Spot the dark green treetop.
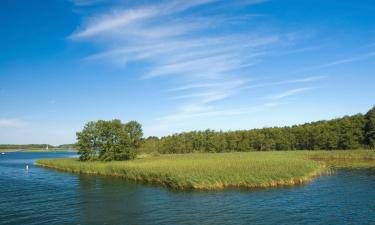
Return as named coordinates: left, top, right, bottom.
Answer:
left=76, top=119, right=143, bottom=161
left=365, top=106, right=375, bottom=148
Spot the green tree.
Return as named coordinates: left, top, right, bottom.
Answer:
left=76, top=119, right=142, bottom=161
left=124, top=121, right=143, bottom=149
left=76, top=121, right=99, bottom=161
left=365, top=106, right=375, bottom=148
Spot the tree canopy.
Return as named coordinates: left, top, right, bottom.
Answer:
left=365, top=106, right=375, bottom=149
left=76, top=106, right=375, bottom=159
left=141, top=106, right=375, bottom=154
left=76, top=120, right=143, bottom=161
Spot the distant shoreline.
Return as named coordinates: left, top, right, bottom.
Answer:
left=1, top=149, right=77, bottom=153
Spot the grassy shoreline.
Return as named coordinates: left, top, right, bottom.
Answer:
left=36, top=151, right=374, bottom=190
left=33, top=152, right=316, bottom=190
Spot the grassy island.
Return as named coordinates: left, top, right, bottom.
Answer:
left=36, top=150, right=375, bottom=190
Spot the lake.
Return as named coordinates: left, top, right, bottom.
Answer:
left=0, top=152, right=374, bottom=225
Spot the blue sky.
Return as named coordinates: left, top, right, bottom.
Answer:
left=1, top=0, right=374, bottom=145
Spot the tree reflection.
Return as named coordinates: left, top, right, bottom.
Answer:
left=77, top=175, right=145, bottom=224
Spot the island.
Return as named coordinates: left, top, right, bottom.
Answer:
left=36, top=106, right=375, bottom=190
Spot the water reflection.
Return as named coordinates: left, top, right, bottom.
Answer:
left=78, top=175, right=145, bottom=224
left=0, top=153, right=374, bottom=225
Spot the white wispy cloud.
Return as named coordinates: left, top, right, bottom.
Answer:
left=70, top=0, right=107, bottom=6
left=71, top=0, right=216, bottom=39
left=318, top=52, right=375, bottom=68
left=167, top=82, right=223, bottom=92
left=293, top=51, right=375, bottom=74
left=71, top=8, right=155, bottom=38
left=0, top=119, right=28, bottom=128
left=266, top=87, right=312, bottom=100
left=156, top=102, right=280, bottom=124
left=244, top=76, right=324, bottom=90
left=71, top=0, right=319, bottom=132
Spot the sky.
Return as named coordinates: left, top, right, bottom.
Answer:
left=0, top=0, right=374, bottom=145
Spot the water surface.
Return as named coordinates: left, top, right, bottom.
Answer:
left=0, top=152, right=374, bottom=225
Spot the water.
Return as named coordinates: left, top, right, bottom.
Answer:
left=0, top=152, right=374, bottom=225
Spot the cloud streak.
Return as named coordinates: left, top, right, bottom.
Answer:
left=0, top=119, right=28, bottom=128
left=71, top=0, right=216, bottom=39
left=266, top=87, right=312, bottom=100
left=70, top=0, right=321, bottom=132
left=294, top=51, right=375, bottom=74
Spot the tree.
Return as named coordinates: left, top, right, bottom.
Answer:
left=76, top=120, right=143, bottom=161
left=124, top=121, right=143, bottom=149
left=76, top=121, right=99, bottom=161
left=365, top=106, right=375, bottom=149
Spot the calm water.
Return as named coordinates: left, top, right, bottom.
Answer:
left=0, top=152, right=374, bottom=225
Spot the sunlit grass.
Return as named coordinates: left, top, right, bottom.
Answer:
left=304, top=150, right=375, bottom=168
left=303, top=150, right=375, bottom=160
left=35, top=151, right=324, bottom=190
left=35, top=150, right=374, bottom=190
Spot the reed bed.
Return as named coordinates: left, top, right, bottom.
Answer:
left=305, top=150, right=375, bottom=168
left=305, top=150, right=375, bottom=160
left=36, top=150, right=374, bottom=190
left=36, top=151, right=328, bottom=190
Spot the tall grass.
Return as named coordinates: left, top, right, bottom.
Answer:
left=305, top=150, right=375, bottom=160
left=36, top=151, right=328, bottom=190
left=36, top=150, right=374, bottom=190
left=305, top=150, right=375, bottom=168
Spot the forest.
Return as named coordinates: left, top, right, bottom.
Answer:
left=141, top=106, right=375, bottom=153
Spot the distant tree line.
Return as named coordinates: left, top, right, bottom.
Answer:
left=140, top=106, right=375, bottom=153
left=57, top=144, right=76, bottom=149
left=0, top=144, right=76, bottom=150
left=76, top=120, right=143, bottom=161
left=0, top=144, right=53, bottom=150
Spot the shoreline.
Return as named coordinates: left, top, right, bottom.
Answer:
left=35, top=151, right=374, bottom=191
left=35, top=161, right=326, bottom=190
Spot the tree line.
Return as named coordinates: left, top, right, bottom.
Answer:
left=76, top=106, right=374, bottom=161
left=141, top=106, right=375, bottom=154
left=0, top=144, right=54, bottom=150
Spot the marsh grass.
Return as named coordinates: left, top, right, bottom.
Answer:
left=36, top=151, right=327, bottom=190
left=35, top=150, right=374, bottom=190
left=304, top=150, right=375, bottom=160
left=304, top=150, right=375, bottom=168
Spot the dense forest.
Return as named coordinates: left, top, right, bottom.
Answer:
left=141, top=106, right=375, bottom=153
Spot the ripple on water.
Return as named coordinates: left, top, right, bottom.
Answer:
left=0, top=153, right=374, bottom=225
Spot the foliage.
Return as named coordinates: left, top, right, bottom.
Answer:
left=365, top=106, right=375, bottom=149
left=57, top=144, right=76, bottom=149
left=76, top=120, right=143, bottom=161
left=144, top=107, right=375, bottom=154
